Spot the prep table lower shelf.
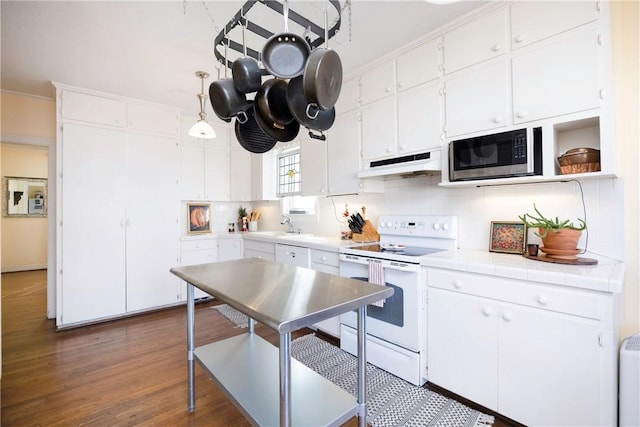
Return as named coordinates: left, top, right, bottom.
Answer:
left=195, top=334, right=357, bottom=426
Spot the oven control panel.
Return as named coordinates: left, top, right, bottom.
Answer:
left=377, top=215, right=458, bottom=239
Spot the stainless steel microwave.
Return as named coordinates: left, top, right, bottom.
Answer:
left=449, top=127, right=542, bottom=181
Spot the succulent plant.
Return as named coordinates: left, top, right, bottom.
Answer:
left=519, top=204, right=586, bottom=238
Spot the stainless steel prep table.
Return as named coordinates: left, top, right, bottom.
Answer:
left=170, top=258, right=394, bottom=427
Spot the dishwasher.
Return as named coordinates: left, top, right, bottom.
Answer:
left=275, top=243, right=310, bottom=268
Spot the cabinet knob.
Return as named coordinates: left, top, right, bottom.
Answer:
left=516, top=111, right=527, bottom=119
left=492, top=115, right=503, bottom=123
left=321, top=256, right=327, bottom=261
left=386, top=147, right=393, bottom=153
left=492, top=43, right=501, bottom=52
left=482, top=307, right=493, bottom=317
left=398, top=81, right=405, bottom=89
left=502, top=312, right=513, bottom=322
left=537, top=295, right=549, bottom=306
left=442, top=223, right=450, bottom=231
left=515, top=35, right=524, bottom=43
left=385, top=87, right=392, bottom=93
left=399, top=144, right=407, bottom=151
left=453, top=280, right=462, bottom=289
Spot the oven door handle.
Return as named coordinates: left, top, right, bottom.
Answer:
left=340, top=254, right=420, bottom=272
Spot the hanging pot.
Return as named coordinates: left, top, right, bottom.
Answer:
left=254, top=103, right=300, bottom=142
left=209, top=41, right=250, bottom=120
left=261, top=0, right=311, bottom=79
left=234, top=106, right=277, bottom=154
left=286, top=75, right=335, bottom=140
left=255, top=78, right=294, bottom=126
left=302, top=9, right=343, bottom=110
left=232, top=20, right=262, bottom=94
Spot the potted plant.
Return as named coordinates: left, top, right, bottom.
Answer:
left=519, top=204, right=586, bottom=258
left=238, top=206, right=248, bottom=231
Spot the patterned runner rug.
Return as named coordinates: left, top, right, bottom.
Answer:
left=212, top=305, right=494, bottom=426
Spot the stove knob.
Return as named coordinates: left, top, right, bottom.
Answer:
left=432, top=223, right=440, bottom=230
left=386, top=222, right=393, bottom=229
left=442, top=223, right=450, bottom=231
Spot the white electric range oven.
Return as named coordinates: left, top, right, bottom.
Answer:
left=339, top=215, right=458, bottom=386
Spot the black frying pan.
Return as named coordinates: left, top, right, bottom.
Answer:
left=303, top=10, right=342, bottom=110
left=286, top=75, right=335, bottom=140
left=256, top=78, right=294, bottom=126
left=232, top=21, right=262, bottom=94
left=261, top=0, right=310, bottom=79
left=209, top=43, right=250, bottom=120
left=234, top=106, right=277, bottom=154
left=254, top=103, right=300, bottom=142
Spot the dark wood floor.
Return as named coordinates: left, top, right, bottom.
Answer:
left=2, top=270, right=518, bottom=427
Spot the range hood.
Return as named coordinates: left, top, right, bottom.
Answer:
left=358, top=150, right=442, bottom=178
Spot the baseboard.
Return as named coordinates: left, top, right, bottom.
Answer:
left=1, top=264, right=47, bottom=273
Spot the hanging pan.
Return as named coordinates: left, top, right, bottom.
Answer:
left=261, top=0, right=311, bottom=79
left=254, top=103, right=300, bottom=143
left=286, top=75, right=335, bottom=141
left=232, top=19, right=262, bottom=94
left=256, top=78, right=294, bottom=127
left=209, top=39, right=251, bottom=121
left=303, top=9, right=342, bottom=110
left=234, top=106, right=277, bottom=154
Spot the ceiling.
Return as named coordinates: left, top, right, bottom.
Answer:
left=1, top=1, right=486, bottom=118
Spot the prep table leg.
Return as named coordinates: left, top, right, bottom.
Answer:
left=248, top=317, right=255, bottom=333
left=187, top=283, right=195, bottom=413
left=357, top=305, right=367, bottom=427
left=279, top=332, right=292, bottom=427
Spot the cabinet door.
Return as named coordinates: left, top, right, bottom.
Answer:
left=428, top=289, right=498, bottom=411
left=398, top=83, right=441, bottom=154
left=60, top=124, right=127, bottom=325
left=512, top=29, right=600, bottom=124
left=445, top=61, right=508, bottom=137
left=204, top=147, right=230, bottom=201
left=360, top=60, right=395, bottom=105
left=181, top=246, right=217, bottom=300
left=230, top=149, right=252, bottom=201
left=443, top=8, right=507, bottom=74
left=60, top=90, right=126, bottom=127
left=300, top=133, right=328, bottom=196
left=327, top=111, right=362, bottom=195
left=334, top=77, right=360, bottom=114
left=251, top=152, right=278, bottom=201
left=361, top=98, right=397, bottom=161
left=126, top=134, right=180, bottom=312
left=396, top=38, right=440, bottom=91
left=511, top=1, right=598, bottom=49
left=498, top=304, right=602, bottom=426
left=127, top=102, right=179, bottom=136
left=217, top=238, right=244, bottom=261
left=181, top=144, right=205, bottom=200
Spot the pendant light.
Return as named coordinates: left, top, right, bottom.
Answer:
left=188, top=71, right=216, bottom=139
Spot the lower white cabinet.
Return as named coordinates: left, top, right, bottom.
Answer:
left=275, top=244, right=310, bottom=268
left=310, top=249, right=341, bottom=338
left=181, top=238, right=218, bottom=300
left=427, top=269, right=618, bottom=427
left=217, top=237, right=244, bottom=261
left=244, top=239, right=276, bottom=261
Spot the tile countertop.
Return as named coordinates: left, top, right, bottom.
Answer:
left=420, top=249, right=625, bottom=294
left=182, top=231, right=353, bottom=252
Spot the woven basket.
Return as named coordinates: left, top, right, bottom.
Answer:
left=560, top=162, right=601, bottom=174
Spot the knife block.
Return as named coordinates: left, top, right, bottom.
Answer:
left=352, top=220, right=380, bottom=243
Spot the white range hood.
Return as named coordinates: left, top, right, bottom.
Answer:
left=357, top=149, right=442, bottom=178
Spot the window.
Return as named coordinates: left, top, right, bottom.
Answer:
left=277, top=148, right=301, bottom=196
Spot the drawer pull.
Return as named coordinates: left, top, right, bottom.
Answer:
left=537, top=295, right=549, bottom=306
left=482, top=307, right=493, bottom=317
left=453, top=280, right=462, bottom=289
left=502, top=312, right=513, bottom=322
left=321, top=256, right=327, bottom=261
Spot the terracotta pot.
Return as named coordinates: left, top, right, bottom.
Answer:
left=540, top=228, right=582, bottom=250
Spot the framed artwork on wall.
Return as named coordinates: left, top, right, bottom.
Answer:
left=489, top=221, right=526, bottom=254
left=187, top=203, right=211, bottom=234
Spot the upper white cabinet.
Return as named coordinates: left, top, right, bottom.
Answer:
left=251, top=151, right=278, bottom=201
left=335, top=77, right=360, bottom=114
left=361, top=98, right=397, bottom=161
left=397, top=82, right=442, bottom=153
left=512, top=29, right=601, bottom=124
left=204, top=139, right=230, bottom=201
left=510, top=1, right=599, bottom=49
left=360, top=59, right=396, bottom=105
left=127, top=102, right=179, bottom=136
left=445, top=61, right=508, bottom=137
left=60, top=89, right=126, bottom=127
left=443, top=8, right=507, bottom=74
left=229, top=148, right=252, bottom=201
left=396, top=38, right=440, bottom=91
left=326, top=111, right=362, bottom=195
left=300, top=133, right=328, bottom=196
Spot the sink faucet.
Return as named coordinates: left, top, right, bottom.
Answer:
left=281, top=215, right=295, bottom=233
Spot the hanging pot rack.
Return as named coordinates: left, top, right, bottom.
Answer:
left=213, top=0, right=342, bottom=70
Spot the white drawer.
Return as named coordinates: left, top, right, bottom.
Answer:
left=181, top=238, right=217, bottom=251
left=310, top=249, right=339, bottom=268
left=244, top=239, right=275, bottom=254
left=244, top=249, right=275, bottom=262
left=428, top=269, right=602, bottom=320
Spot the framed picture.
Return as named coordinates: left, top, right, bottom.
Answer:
left=187, top=203, right=211, bottom=234
left=489, top=221, right=526, bottom=254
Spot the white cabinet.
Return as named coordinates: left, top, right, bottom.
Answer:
left=397, top=83, right=442, bottom=153
left=360, top=60, right=395, bottom=105
left=181, top=143, right=206, bottom=200
left=396, top=38, right=440, bottom=91
left=229, top=148, right=252, bottom=201
left=510, top=1, right=599, bottom=49
left=217, top=237, right=244, bottom=261
left=334, top=77, right=360, bottom=114
left=443, top=8, right=507, bottom=74
left=275, top=244, right=310, bottom=268
left=361, top=98, right=397, bottom=161
left=512, top=29, right=601, bottom=124
left=244, top=239, right=276, bottom=261
left=310, top=249, right=341, bottom=337
left=300, top=133, right=328, bottom=196
left=428, top=269, right=618, bottom=427
left=127, top=102, right=179, bottom=136
left=181, top=238, right=218, bottom=300
left=326, top=111, right=360, bottom=195
left=444, top=61, right=508, bottom=137
left=204, top=141, right=230, bottom=201
left=251, top=151, right=278, bottom=201
left=60, top=89, right=126, bottom=127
